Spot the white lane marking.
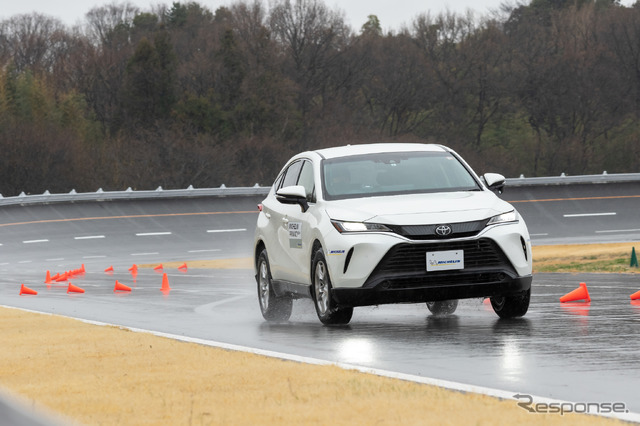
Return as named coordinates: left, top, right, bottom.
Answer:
left=131, top=252, right=160, bottom=256
left=23, top=239, right=49, bottom=244
left=83, top=255, right=107, bottom=259
left=0, top=243, right=3, bottom=246
left=207, top=228, right=246, bottom=233
left=596, top=228, right=640, bottom=234
left=74, top=235, right=105, bottom=240
left=2, top=305, right=637, bottom=424
left=194, top=296, right=249, bottom=314
left=188, top=249, right=222, bottom=253
left=18, top=260, right=32, bottom=264
left=530, top=233, right=549, bottom=237
left=563, top=212, right=616, bottom=218
left=136, top=232, right=172, bottom=236
left=46, top=258, right=64, bottom=261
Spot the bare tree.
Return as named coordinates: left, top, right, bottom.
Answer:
left=84, top=1, right=139, bottom=46
left=269, top=0, right=352, bottom=143
left=412, top=11, right=485, bottom=145
left=1, top=14, right=69, bottom=74
left=358, top=32, right=432, bottom=136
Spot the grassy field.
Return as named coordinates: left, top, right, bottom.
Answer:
left=533, top=242, right=639, bottom=273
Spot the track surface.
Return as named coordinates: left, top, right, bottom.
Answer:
left=503, top=181, right=640, bottom=245
left=1, top=183, right=639, bottom=420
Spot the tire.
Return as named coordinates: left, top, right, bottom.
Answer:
left=256, top=249, right=292, bottom=322
left=426, top=299, right=458, bottom=316
left=311, top=248, right=353, bottom=325
left=490, top=288, right=530, bottom=319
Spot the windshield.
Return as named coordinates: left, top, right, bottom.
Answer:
left=322, top=151, right=480, bottom=200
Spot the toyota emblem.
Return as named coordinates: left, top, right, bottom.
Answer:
left=435, top=224, right=452, bottom=236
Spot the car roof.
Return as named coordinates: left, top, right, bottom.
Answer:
left=312, top=143, right=448, bottom=160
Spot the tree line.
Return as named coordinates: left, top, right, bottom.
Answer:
left=0, top=0, right=639, bottom=196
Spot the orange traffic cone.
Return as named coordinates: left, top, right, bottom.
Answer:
left=81, top=264, right=86, bottom=273
left=44, top=270, right=52, bottom=284
left=67, top=283, right=85, bottom=294
left=105, top=266, right=114, bottom=273
left=161, top=273, right=171, bottom=291
left=154, top=264, right=163, bottom=271
left=630, top=290, right=640, bottom=300
left=178, top=262, right=187, bottom=271
left=128, top=264, right=138, bottom=273
left=114, top=280, right=132, bottom=292
left=19, top=284, right=37, bottom=295
left=55, top=272, right=68, bottom=282
left=560, top=282, right=590, bottom=303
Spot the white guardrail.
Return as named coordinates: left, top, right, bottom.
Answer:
left=1, top=172, right=639, bottom=207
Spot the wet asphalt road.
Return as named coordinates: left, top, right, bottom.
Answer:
left=3, top=268, right=639, bottom=414
left=0, top=184, right=639, bottom=420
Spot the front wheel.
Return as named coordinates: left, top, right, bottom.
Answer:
left=490, top=288, right=530, bottom=319
left=256, top=249, right=292, bottom=322
left=426, top=299, right=458, bottom=316
left=312, top=248, right=353, bottom=325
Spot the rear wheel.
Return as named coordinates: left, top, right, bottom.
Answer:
left=426, top=299, right=458, bottom=316
left=257, top=249, right=292, bottom=321
left=490, top=288, right=530, bottom=319
left=312, top=248, right=353, bottom=325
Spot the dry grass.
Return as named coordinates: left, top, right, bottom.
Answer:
left=140, top=258, right=254, bottom=270
left=533, top=242, right=639, bottom=273
left=0, top=307, right=622, bottom=425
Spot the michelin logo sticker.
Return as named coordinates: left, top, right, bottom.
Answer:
left=426, top=250, right=464, bottom=271
left=288, top=222, right=302, bottom=249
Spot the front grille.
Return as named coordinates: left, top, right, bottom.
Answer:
left=387, top=219, right=488, bottom=240
left=378, top=239, right=510, bottom=273
left=365, top=238, right=516, bottom=289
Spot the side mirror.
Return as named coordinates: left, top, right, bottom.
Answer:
left=276, top=185, right=309, bottom=212
left=483, top=173, right=506, bottom=194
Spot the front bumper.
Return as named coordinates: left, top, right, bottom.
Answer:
left=332, top=274, right=532, bottom=308
left=330, top=235, right=532, bottom=308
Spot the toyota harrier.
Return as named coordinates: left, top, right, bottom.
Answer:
left=254, top=143, right=532, bottom=325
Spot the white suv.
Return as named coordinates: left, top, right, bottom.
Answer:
left=254, top=143, right=532, bottom=325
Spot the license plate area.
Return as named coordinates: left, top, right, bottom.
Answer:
left=426, top=250, right=464, bottom=271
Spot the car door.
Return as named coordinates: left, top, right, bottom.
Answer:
left=279, top=159, right=317, bottom=285
left=262, top=160, right=303, bottom=282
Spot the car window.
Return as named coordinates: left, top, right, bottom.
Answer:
left=273, top=172, right=284, bottom=191
left=322, top=151, right=480, bottom=200
left=297, top=160, right=315, bottom=202
left=280, top=160, right=303, bottom=189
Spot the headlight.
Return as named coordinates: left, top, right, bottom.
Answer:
left=487, top=210, right=518, bottom=226
left=331, top=220, right=392, bottom=233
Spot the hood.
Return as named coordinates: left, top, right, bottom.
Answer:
left=324, top=191, right=513, bottom=225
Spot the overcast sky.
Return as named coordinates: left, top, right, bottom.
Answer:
left=2, top=0, right=636, bottom=31
left=0, top=0, right=531, bottom=30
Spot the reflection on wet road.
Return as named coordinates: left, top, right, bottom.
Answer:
left=254, top=273, right=640, bottom=412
